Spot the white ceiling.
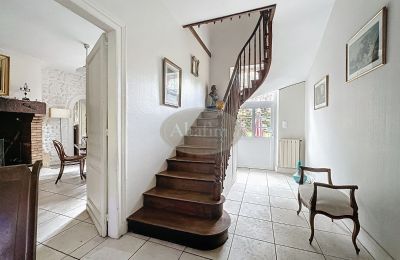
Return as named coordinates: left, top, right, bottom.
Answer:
left=161, top=0, right=336, bottom=92
left=0, top=0, right=103, bottom=71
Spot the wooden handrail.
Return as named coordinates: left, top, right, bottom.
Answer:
left=213, top=6, right=276, bottom=200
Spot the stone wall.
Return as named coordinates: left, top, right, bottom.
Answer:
left=42, top=68, right=86, bottom=166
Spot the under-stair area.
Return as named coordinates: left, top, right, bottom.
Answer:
left=127, top=5, right=276, bottom=250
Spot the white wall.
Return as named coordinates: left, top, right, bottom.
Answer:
left=90, top=0, right=211, bottom=216
left=305, top=1, right=400, bottom=259
left=277, top=82, right=305, bottom=168
left=209, top=16, right=259, bottom=98
left=0, top=48, right=43, bottom=100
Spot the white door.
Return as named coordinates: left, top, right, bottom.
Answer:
left=86, top=33, right=108, bottom=237
left=237, top=102, right=276, bottom=170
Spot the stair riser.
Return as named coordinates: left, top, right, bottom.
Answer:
left=197, top=118, right=219, bottom=127
left=156, top=176, right=214, bottom=193
left=144, top=196, right=223, bottom=219
left=167, top=160, right=214, bottom=174
left=176, top=150, right=216, bottom=160
left=191, top=128, right=219, bottom=137
left=184, top=136, right=217, bottom=147
left=128, top=222, right=228, bottom=250
left=201, top=112, right=219, bottom=119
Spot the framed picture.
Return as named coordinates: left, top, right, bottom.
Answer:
left=314, top=75, right=329, bottom=110
left=163, top=57, right=182, bottom=107
left=0, top=54, right=10, bottom=96
left=191, top=56, right=199, bottom=77
left=346, top=7, right=387, bottom=82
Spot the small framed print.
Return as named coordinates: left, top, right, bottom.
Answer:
left=0, top=54, right=10, bottom=96
left=346, top=7, right=387, bottom=82
left=191, top=56, right=199, bottom=77
left=314, top=75, right=329, bottom=110
left=163, top=57, right=182, bottom=108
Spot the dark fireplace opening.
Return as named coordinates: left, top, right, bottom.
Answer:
left=0, top=112, right=34, bottom=166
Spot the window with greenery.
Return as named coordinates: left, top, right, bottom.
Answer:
left=237, top=107, right=272, bottom=138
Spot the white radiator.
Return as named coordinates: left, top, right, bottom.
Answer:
left=278, top=139, right=302, bottom=169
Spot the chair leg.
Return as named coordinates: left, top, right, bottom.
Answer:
left=309, top=211, right=316, bottom=244
left=297, top=192, right=302, bottom=215
left=55, top=163, right=65, bottom=184
left=352, top=218, right=361, bottom=255
left=79, top=160, right=83, bottom=180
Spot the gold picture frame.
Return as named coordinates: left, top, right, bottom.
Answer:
left=346, top=7, right=387, bottom=82
left=191, top=56, right=199, bottom=77
left=0, top=54, right=10, bottom=96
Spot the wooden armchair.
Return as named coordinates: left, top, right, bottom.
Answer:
left=297, top=166, right=360, bottom=254
left=53, top=140, right=86, bottom=184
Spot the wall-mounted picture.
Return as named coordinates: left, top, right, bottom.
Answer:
left=0, top=54, right=10, bottom=96
left=314, top=75, right=329, bottom=110
left=191, top=56, right=199, bottom=77
left=163, top=57, right=182, bottom=108
left=346, top=7, right=387, bottom=82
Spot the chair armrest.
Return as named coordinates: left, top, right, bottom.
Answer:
left=310, top=182, right=359, bottom=212
left=299, top=166, right=332, bottom=185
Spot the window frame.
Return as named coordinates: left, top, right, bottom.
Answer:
left=239, top=101, right=274, bottom=139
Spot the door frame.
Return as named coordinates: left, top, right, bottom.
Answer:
left=56, top=0, right=127, bottom=238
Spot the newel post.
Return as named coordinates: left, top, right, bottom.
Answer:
left=213, top=111, right=223, bottom=201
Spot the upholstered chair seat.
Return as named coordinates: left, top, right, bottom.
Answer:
left=298, top=183, right=354, bottom=216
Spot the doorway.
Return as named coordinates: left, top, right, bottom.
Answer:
left=237, top=92, right=277, bottom=170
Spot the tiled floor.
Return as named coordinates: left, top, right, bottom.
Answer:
left=36, top=167, right=375, bottom=260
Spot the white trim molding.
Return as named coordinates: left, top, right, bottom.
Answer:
left=56, top=0, right=127, bottom=238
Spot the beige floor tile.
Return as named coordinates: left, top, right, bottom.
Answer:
left=180, top=252, right=208, bottom=260
left=41, top=194, right=86, bottom=215
left=269, top=187, right=296, bottom=199
left=315, top=231, right=374, bottom=260
left=63, top=184, right=87, bottom=199
left=245, top=184, right=269, bottom=195
left=235, top=216, right=274, bottom=243
left=224, top=200, right=241, bottom=215
left=126, top=232, right=150, bottom=241
left=239, top=202, right=271, bottom=221
left=37, top=215, right=80, bottom=243
left=40, top=181, right=81, bottom=195
left=270, top=196, right=299, bottom=210
left=63, top=204, right=89, bottom=220
left=38, top=209, right=59, bottom=224
left=131, top=241, right=182, bottom=260
left=185, top=235, right=232, bottom=260
left=44, top=222, right=98, bottom=254
left=271, top=207, right=309, bottom=227
left=276, top=245, right=325, bottom=260
left=70, top=236, right=106, bottom=259
left=306, top=215, right=351, bottom=235
left=273, top=223, right=322, bottom=253
left=230, top=183, right=246, bottom=192
left=39, top=190, right=56, bottom=200
left=228, top=214, right=238, bottom=234
left=242, top=193, right=270, bottom=206
left=36, top=244, right=68, bottom=260
left=82, top=235, right=145, bottom=259
left=229, top=235, right=276, bottom=260
left=227, top=190, right=244, bottom=202
left=149, top=237, right=185, bottom=250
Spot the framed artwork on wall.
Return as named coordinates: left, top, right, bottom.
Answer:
left=191, top=56, right=199, bottom=77
left=314, top=75, right=329, bottom=110
left=0, top=54, right=10, bottom=96
left=163, top=57, right=182, bottom=108
left=346, top=7, right=387, bottom=82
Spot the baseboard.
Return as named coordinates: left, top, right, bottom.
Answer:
left=342, top=219, right=395, bottom=260
left=276, top=167, right=296, bottom=174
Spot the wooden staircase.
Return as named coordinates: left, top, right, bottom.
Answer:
left=127, top=6, right=276, bottom=250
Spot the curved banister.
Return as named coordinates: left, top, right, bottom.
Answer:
left=213, top=6, right=276, bottom=200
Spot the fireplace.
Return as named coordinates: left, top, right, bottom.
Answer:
left=0, top=97, right=46, bottom=166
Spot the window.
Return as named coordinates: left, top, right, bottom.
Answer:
left=237, top=107, right=272, bottom=138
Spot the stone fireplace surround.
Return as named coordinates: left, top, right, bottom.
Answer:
left=0, top=97, right=46, bottom=166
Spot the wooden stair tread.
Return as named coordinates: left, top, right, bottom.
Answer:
left=128, top=208, right=230, bottom=236
left=191, top=126, right=219, bottom=128
left=177, top=145, right=217, bottom=150
left=167, top=156, right=215, bottom=164
left=157, top=171, right=214, bottom=182
left=144, top=187, right=224, bottom=204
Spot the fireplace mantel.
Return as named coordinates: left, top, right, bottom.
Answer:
left=0, top=97, right=46, bottom=115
